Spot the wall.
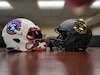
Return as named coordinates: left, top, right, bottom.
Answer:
left=39, top=25, right=58, bottom=37
left=91, top=23, right=100, bottom=35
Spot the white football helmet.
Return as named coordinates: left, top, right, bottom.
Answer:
left=2, top=18, right=47, bottom=51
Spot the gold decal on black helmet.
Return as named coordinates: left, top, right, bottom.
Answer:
left=73, top=20, right=87, bottom=34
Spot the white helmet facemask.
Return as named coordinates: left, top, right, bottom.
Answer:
left=2, top=18, right=47, bottom=51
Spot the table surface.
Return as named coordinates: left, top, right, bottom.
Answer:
left=0, top=47, right=100, bottom=75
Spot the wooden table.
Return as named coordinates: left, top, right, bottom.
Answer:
left=0, top=47, right=100, bottom=75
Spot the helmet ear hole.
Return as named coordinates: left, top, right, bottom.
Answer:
left=13, top=38, right=20, bottom=43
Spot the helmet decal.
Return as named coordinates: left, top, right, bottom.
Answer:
left=6, top=19, right=21, bottom=34
left=73, top=20, right=87, bottom=34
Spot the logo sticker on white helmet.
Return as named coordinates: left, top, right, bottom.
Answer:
left=6, top=20, right=21, bottom=34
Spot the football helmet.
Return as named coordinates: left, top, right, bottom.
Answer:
left=2, top=18, right=47, bottom=51
left=51, top=19, right=92, bottom=52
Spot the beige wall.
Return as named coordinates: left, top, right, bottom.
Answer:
left=91, top=23, right=100, bottom=35
left=40, top=25, right=58, bottom=37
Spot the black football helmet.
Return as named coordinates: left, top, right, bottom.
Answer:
left=52, top=19, right=92, bottom=52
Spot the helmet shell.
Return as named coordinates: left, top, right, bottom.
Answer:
left=2, top=18, right=47, bottom=51
left=55, top=19, right=92, bottom=51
